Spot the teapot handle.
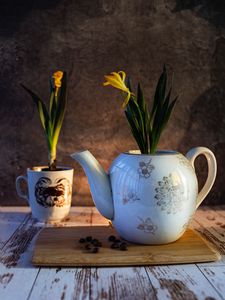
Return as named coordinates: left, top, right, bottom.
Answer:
left=186, top=147, right=217, bottom=209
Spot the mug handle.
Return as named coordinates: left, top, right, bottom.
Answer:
left=186, top=147, right=217, bottom=209
left=16, top=175, right=29, bottom=203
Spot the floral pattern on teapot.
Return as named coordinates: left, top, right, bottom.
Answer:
left=122, top=190, right=140, bottom=205
left=138, top=160, right=155, bottom=178
left=155, top=173, right=185, bottom=214
left=137, top=217, right=158, bottom=234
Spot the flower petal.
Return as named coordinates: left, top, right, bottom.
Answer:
left=103, top=70, right=133, bottom=108
left=118, top=71, right=126, bottom=82
left=111, top=72, right=123, bottom=81
left=122, top=91, right=131, bottom=108
left=104, top=76, right=128, bottom=92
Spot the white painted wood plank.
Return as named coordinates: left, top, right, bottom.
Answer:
left=189, top=207, right=225, bottom=266
left=199, top=265, right=225, bottom=298
left=90, top=267, right=156, bottom=300
left=146, top=265, right=223, bottom=300
left=28, top=268, right=90, bottom=300
left=0, top=207, right=31, bottom=213
left=41, top=207, right=93, bottom=227
left=26, top=206, right=93, bottom=300
left=0, top=264, right=39, bottom=300
left=201, top=205, right=225, bottom=213
left=0, top=215, right=42, bottom=268
left=191, top=208, right=225, bottom=285
left=190, top=218, right=225, bottom=267
left=194, top=208, right=225, bottom=244
left=211, top=206, right=225, bottom=220
left=190, top=208, right=225, bottom=266
left=0, top=209, right=30, bottom=248
left=0, top=208, right=41, bottom=300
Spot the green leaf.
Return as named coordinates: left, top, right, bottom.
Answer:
left=49, top=91, right=55, bottom=118
left=21, top=84, right=49, bottom=132
left=152, top=86, right=172, bottom=133
left=161, top=96, right=178, bottom=131
left=126, top=97, right=149, bottom=153
left=125, top=76, right=132, bottom=93
left=125, top=110, right=146, bottom=153
left=137, top=83, right=145, bottom=110
left=137, top=83, right=150, bottom=152
left=151, top=95, right=178, bottom=154
left=162, top=86, right=172, bottom=112
left=150, top=64, right=167, bottom=119
left=126, top=103, right=141, bottom=133
left=128, top=99, right=145, bottom=134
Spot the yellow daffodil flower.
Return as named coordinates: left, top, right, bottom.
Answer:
left=52, top=71, right=63, bottom=96
left=103, top=71, right=133, bottom=107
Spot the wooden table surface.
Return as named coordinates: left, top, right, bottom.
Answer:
left=0, top=206, right=225, bottom=300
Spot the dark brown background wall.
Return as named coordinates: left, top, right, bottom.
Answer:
left=0, top=0, right=225, bottom=206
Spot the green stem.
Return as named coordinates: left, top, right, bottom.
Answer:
left=48, top=146, right=57, bottom=171
left=150, top=145, right=157, bottom=154
left=150, top=137, right=158, bottom=154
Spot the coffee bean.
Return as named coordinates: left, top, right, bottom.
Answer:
left=111, top=242, right=120, bottom=249
left=79, top=236, right=104, bottom=253
left=85, top=236, right=92, bottom=242
left=92, top=240, right=102, bottom=247
left=91, top=239, right=99, bottom=246
left=85, top=244, right=92, bottom=250
left=119, top=242, right=127, bottom=251
left=91, top=247, right=99, bottom=253
left=108, top=235, right=116, bottom=242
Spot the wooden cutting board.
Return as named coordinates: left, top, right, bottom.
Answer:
left=32, top=226, right=220, bottom=267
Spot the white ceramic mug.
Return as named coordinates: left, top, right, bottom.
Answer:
left=16, top=166, right=74, bottom=222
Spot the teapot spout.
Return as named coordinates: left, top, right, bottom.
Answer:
left=71, top=150, right=114, bottom=220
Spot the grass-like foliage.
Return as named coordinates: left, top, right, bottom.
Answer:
left=21, top=71, right=67, bottom=170
left=104, top=65, right=178, bottom=154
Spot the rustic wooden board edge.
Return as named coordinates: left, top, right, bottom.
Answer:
left=32, top=258, right=221, bottom=268
left=192, top=227, right=222, bottom=261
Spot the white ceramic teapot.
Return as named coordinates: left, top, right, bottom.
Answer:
left=71, top=147, right=217, bottom=244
